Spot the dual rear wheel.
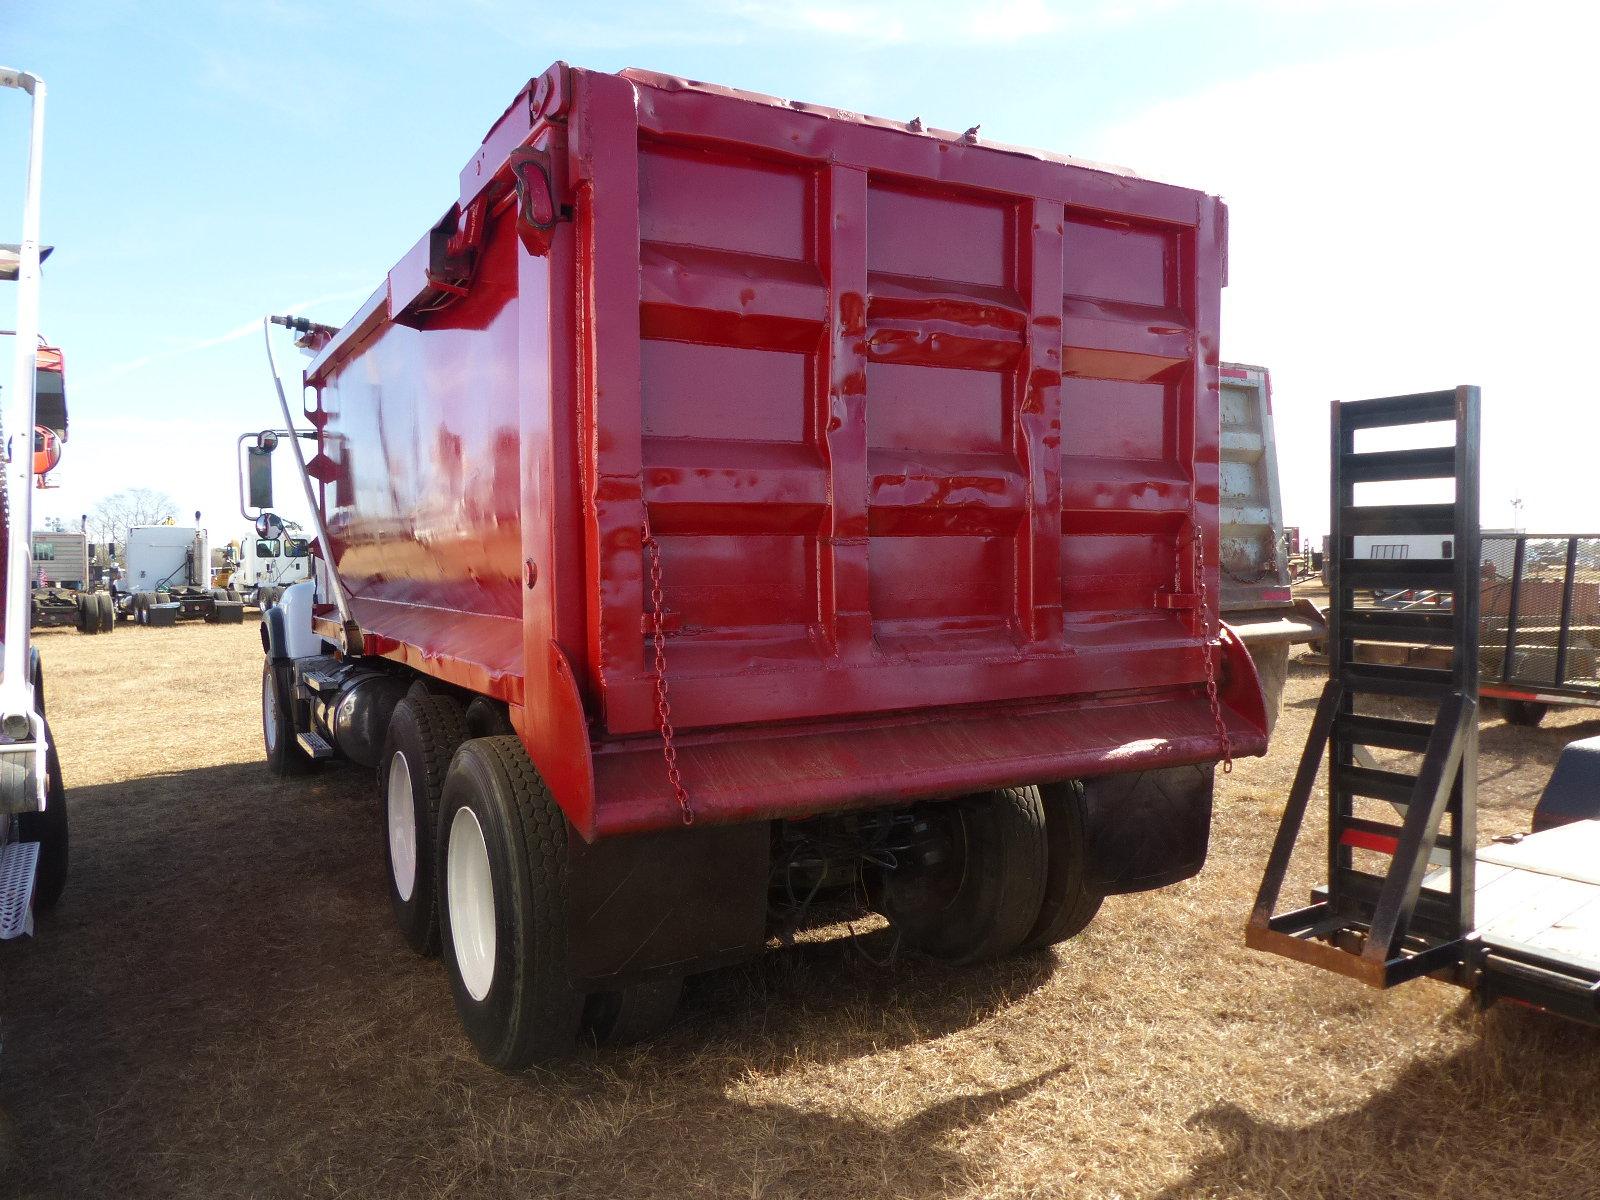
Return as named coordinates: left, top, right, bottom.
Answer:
left=375, top=692, right=679, bottom=1069
left=877, top=782, right=1102, bottom=964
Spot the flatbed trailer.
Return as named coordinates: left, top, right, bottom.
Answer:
left=1249, top=387, right=1600, bottom=1025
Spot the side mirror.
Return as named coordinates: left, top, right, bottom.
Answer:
left=255, top=511, right=286, bottom=541
left=248, top=432, right=277, bottom=510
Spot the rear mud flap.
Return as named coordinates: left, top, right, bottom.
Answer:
left=1081, top=764, right=1214, bottom=895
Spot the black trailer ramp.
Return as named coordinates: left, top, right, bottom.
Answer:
left=1248, top=386, right=1600, bottom=1024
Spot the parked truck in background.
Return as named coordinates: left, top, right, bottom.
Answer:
left=231, top=530, right=311, bottom=609
left=110, top=525, right=244, bottom=626
left=29, top=528, right=112, bottom=634
left=254, top=63, right=1268, bottom=1069
left=1217, top=363, right=1324, bottom=732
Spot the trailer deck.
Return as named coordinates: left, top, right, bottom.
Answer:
left=1431, top=820, right=1600, bottom=965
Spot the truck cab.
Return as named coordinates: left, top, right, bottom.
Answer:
left=235, top=532, right=311, bottom=607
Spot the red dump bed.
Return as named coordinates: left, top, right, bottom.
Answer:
left=303, top=64, right=1267, bottom=839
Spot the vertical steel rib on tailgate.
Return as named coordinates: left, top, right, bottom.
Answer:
left=302, top=64, right=1267, bottom=840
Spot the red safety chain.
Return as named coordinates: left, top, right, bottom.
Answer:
left=641, top=518, right=694, bottom=826
left=1190, top=528, right=1235, bottom=774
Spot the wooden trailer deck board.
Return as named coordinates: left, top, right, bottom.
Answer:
left=1425, top=820, right=1600, bottom=972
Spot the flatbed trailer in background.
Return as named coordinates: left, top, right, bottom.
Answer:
left=1249, top=387, right=1600, bottom=1026
left=1478, top=532, right=1600, bottom=727
left=256, top=62, right=1268, bottom=1069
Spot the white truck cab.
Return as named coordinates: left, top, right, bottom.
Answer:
left=235, top=532, right=311, bottom=606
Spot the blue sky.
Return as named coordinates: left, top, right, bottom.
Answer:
left=3, top=0, right=1596, bottom=544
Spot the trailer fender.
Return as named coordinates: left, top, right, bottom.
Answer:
left=1080, top=764, right=1215, bottom=894
left=1533, top=736, right=1600, bottom=831
left=260, top=580, right=321, bottom=661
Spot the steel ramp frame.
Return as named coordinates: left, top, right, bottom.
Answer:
left=1248, top=386, right=1480, bottom=988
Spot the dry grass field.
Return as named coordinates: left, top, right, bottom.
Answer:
left=3, top=620, right=1600, bottom=1198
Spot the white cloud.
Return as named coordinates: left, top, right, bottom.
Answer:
left=1087, top=6, right=1600, bottom=537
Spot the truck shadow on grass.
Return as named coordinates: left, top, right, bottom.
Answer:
left=1152, top=1001, right=1600, bottom=1200
left=1, top=760, right=1062, bottom=1199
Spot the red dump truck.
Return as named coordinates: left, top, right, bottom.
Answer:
left=256, top=64, right=1268, bottom=1068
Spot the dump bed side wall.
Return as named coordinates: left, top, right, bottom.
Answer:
left=573, top=70, right=1226, bottom=737
left=315, top=221, right=529, bottom=699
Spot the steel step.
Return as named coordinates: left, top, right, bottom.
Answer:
left=0, top=840, right=39, bottom=941
left=1334, top=764, right=1418, bottom=805
left=1341, top=559, right=1458, bottom=591
left=1339, top=390, right=1459, bottom=429
left=1335, top=713, right=1435, bottom=753
left=1341, top=608, right=1457, bottom=645
left=1341, top=445, right=1457, bottom=484
left=1339, top=503, right=1457, bottom=536
left=296, top=730, right=335, bottom=760
left=1342, top=662, right=1455, bottom=699
left=298, top=659, right=345, bottom=695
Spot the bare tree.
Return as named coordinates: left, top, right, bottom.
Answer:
left=88, top=488, right=177, bottom=552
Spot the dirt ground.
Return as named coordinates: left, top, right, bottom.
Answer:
left=3, top=620, right=1599, bottom=1199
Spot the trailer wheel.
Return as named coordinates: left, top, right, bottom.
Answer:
left=379, top=685, right=467, bottom=956
left=583, top=977, right=683, bottom=1046
left=14, top=728, right=68, bottom=911
left=878, top=787, right=1048, bottom=966
left=1019, top=781, right=1104, bottom=951
left=438, top=736, right=584, bottom=1069
left=96, top=592, right=114, bottom=633
left=1497, top=698, right=1549, bottom=728
left=261, top=658, right=316, bottom=776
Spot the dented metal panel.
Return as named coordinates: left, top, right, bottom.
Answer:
left=305, top=64, right=1267, bottom=839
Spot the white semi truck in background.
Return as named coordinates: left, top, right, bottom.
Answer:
left=230, top=530, right=311, bottom=609
left=110, top=525, right=244, bottom=626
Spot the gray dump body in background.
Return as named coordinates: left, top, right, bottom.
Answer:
left=1218, top=363, right=1324, bottom=732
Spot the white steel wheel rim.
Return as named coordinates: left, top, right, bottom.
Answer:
left=262, top=668, right=280, bottom=753
left=447, top=806, right=497, bottom=1002
left=386, top=752, right=418, bottom=902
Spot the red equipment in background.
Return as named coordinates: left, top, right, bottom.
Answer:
left=31, top=343, right=65, bottom=487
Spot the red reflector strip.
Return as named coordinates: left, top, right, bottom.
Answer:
left=1340, top=828, right=1399, bottom=855
left=1262, top=587, right=1292, bottom=602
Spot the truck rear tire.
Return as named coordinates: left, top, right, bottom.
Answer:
left=76, top=593, right=98, bottom=635
left=14, top=731, right=67, bottom=910
left=1497, top=698, right=1550, bottom=728
left=261, top=659, right=317, bottom=776
left=379, top=685, right=467, bottom=956
left=878, top=787, right=1048, bottom=966
left=96, top=592, right=114, bottom=633
left=438, top=736, right=584, bottom=1069
left=1020, top=781, right=1104, bottom=951
left=584, top=976, right=683, bottom=1046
